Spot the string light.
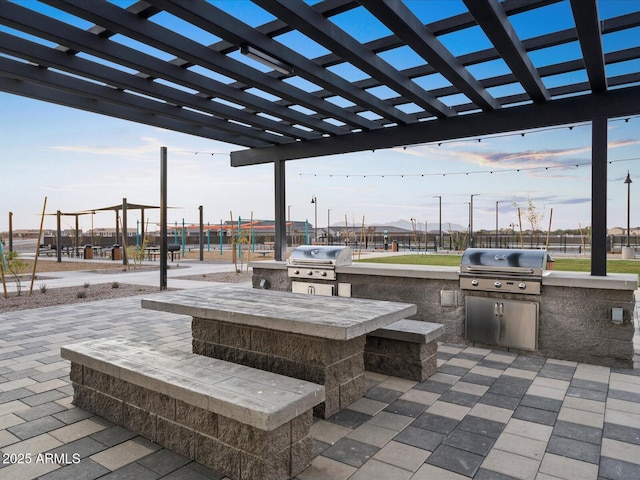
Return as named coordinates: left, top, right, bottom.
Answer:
left=174, top=150, right=229, bottom=156
left=296, top=157, right=639, bottom=179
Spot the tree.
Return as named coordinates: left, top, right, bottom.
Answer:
left=513, top=197, right=545, bottom=247
left=3, top=251, right=28, bottom=296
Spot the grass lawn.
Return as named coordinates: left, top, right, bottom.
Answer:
left=359, top=253, right=640, bottom=276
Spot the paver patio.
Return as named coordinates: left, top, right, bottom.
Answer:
left=0, top=269, right=639, bottom=479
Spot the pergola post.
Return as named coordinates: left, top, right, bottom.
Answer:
left=160, top=147, right=168, bottom=290
left=591, top=117, right=607, bottom=276
left=274, top=160, right=286, bottom=261
left=122, top=198, right=128, bottom=266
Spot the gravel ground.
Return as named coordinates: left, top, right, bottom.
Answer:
left=0, top=270, right=252, bottom=313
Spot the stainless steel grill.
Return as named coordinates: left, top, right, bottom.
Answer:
left=460, top=248, right=548, bottom=352
left=459, top=248, right=548, bottom=295
left=288, top=245, right=352, bottom=281
left=288, top=245, right=352, bottom=296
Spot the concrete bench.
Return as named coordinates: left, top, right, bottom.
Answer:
left=61, top=338, right=325, bottom=480
left=364, top=320, right=445, bottom=382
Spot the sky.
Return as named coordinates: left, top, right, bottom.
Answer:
left=1, top=0, right=639, bottom=235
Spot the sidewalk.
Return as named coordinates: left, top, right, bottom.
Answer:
left=0, top=262, right=639, bottom=479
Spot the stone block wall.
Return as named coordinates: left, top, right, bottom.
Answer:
left=364, top=337, right=437, bottom=381
left=192, top=317, right=365, bottom=418
left=539, top=286, right=636, bottom=368
left=70, top=364, right=313, bottom=480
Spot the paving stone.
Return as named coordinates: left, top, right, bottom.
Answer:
left=348, top=458, right=413, bottom=480
left=478, top=392, right=520, bottom=410
left=437, top=365, right=470, bottom=377
left=47, top=436, right=110, bottom=459
left=512, top=405, right=558, bottom=426
left=411, top=412, right=459, bottom=435
left=412, top=380, right=451, bottom=394
left=461, top=373, right=497, bottom=387
left=90, top=426, right=137, bottom=447
left=372, top=440, right=431, bottom=472
left=364, top=386, right=404, bottom=404
left=474, top=468, right=519, bottom=480
left=383, top=399, right=427, bottom=418
left=16, top=401, right=67, bottom=421
left=95, top=461, right=161, bottom=480
left=554, top=420, right=602, bottom=445
left=443, top=428, right=495, bottom=456
left=570, top=378, right=609, bottom=392
left=438, top=390, right=480, bottom=408
left=161, top=463, right=224, bottom=480
left=427, top=444, right=484, bottom=477
left=509, top=356, right=545, bottom=372
left=538, top=366, right=575, bottom=381
left=53, top=407, right=95, bottom=425
left=603, top=422, right=640, bottom=445
left=477, top=359, right=510, bottom=371
left=321, top=437, right=380, bottom=468
left=137, top=449, right=191, bottom=476
left=7, top=415, right=66, bottom=440
left=546, top=435, right=600, bottom=464
left=311, top=438, right=331, bottom=458
left=487, top=380, right=529, bottom=399
left=394, top=425, right=444, bottom=451
left=346, top=422, right=396, bottom=448
left=457, top=415, right=505, bottom=438
left=520, top=394, right=563, bottom=412
left=38, top=458, right=110, bottom=480
left=566, top=386, right=608, bottom=402
left=599, top=456, right=640, bottom=480
left=21, top=389, right=67, bottom=407
left=608, top=389, right=640, bottom=403
left=326, top=409, right=371, bottom=429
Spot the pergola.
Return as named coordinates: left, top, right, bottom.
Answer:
left=1, top=0, right=639, bottom=275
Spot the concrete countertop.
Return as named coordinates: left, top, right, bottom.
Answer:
left=250, top=260, right=638, bottom=291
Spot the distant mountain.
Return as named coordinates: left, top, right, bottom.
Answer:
left=371, top=219, right=467, bottom=232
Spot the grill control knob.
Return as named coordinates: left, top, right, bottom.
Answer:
left=518, top=282, right=527, bottom=290
left=321, top=271, right=327, bottom=277
left=293, top=269, right=299, bottom=275
left=494, top=281, right=502, bottom=288
left=471, top=280, right=479, bottom=287
left=307, top=270, right=313, bottom=276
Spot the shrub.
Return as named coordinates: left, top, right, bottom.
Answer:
left=76, top=291, right=86, bottom=299
left=39, top=284, right=48, bottom=294
left=111, top=281, right=120, bottom=289
left=83, top=282, right=90, bottom=289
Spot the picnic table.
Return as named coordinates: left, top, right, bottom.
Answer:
left=141, top=284, right=416, bottom=417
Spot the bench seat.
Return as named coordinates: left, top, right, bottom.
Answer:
left=365, top=320, right=445, bottom=382
left=62, top=338, right=325, bottom=480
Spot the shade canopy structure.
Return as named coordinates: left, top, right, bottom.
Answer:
left=1, top=0, right=640, bottom=274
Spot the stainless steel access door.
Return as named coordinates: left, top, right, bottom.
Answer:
left=465, top=297, right=538, bottom=351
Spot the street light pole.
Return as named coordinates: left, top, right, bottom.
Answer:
left=311, top=196, right=317, bottom=243
left=495, top=201, right=500, bottom=248
left=287, top=205, right=292, bottom=247
left=327, top=209, right=331, bottom=245
left=470, top=194, right=477, bottom=248
left=625, top=171, right=632, bottom=247
left=433, top=196, right=442, bottom=251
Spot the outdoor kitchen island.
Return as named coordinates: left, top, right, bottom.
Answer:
left=141, top=284, right=416, bottom=418
left=251, top=258, right=638, bottom=369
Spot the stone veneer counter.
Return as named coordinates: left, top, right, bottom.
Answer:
left=251, top=260, right=638, bottom=368
left=142, top=284, right=416, bottom=417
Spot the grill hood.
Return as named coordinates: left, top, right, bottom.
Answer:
left=460, top=248, right=547, bottom=276
left=288, top=245, right=352, bottom=266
